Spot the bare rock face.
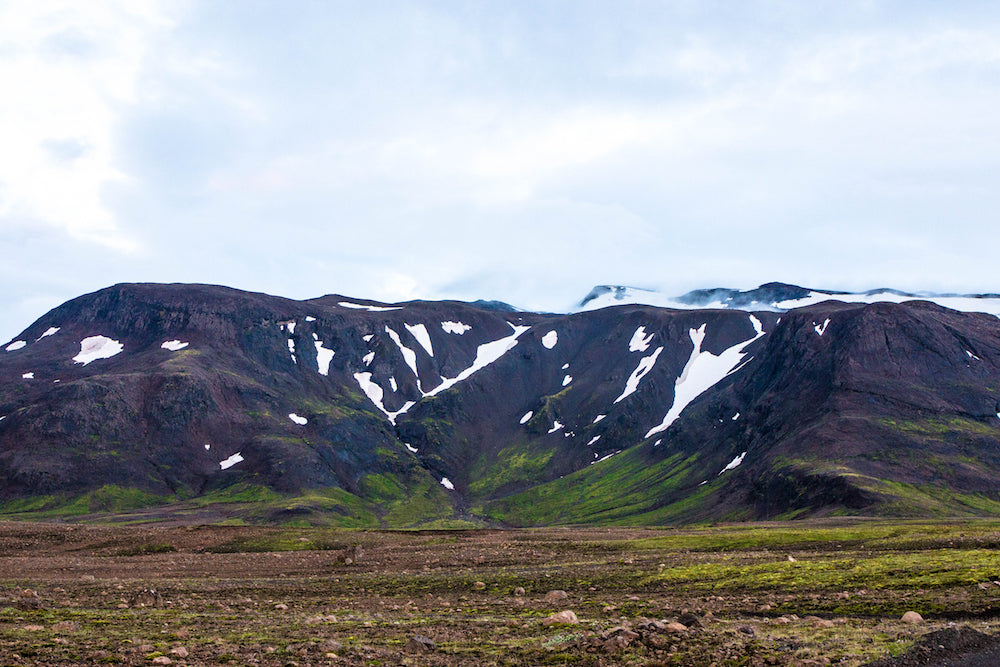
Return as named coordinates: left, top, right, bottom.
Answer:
left=542, top=610, right=579, bottom=626
left=4, top=282, right=1000, bottom=525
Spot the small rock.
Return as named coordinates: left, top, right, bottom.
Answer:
left=405, top=635, right=436, bottom=652
left=472, top=581, right=486, bottom=591
left=543, top=610, right=579, bottom=626
left=902, top=611, right=924, bottom=624
left=774, top=616, right=792, bottom=624
left=545, top=589, right=569, bottom=601
left=152, top=657, right=172, bottom=665
left=22, top=624, right=45, bottom=631
left=170, top=647, right=189, bottom=658
left=513, top=586, right=526, bottom=596
left=274, top=603, right=289, bottom=610
left=738, top=625, right=756, bottom=636
left=677, top=612, right=702, bottom=628
left=19, top=589, right=38, bottom=598
left=664, top=622, right=688, bottom=633
left=52, top=621, right=78, bottom=632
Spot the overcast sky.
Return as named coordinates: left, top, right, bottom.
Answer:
left=3, top=1, right=1000, bottom=343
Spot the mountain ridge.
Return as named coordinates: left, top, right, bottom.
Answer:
left=3, top=282, right=1000, bottom=526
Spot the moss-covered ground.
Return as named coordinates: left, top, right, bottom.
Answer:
left=2, top=519, right=1000, bottom=665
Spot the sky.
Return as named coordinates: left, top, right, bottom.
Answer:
left=3, top=0, right=1000, bottom=343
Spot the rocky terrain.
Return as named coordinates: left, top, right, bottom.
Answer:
left=2, top=282, right=1000, bottom=525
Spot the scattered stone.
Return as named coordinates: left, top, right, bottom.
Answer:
left=787, top=555, right=797, bottom=562
left=513, top=586, right=526, bottom=596
left=22, top=624, right=45, bottom=631
left=52, top=621, right=78, bottom=632
left=128, top=588, right=162, bottom=608
left=405, top=635, right=436, bottom=652
left=151, top=657, right=172, bottom=665
left=664, top=621, right=688, bottom=633
left=169, top=647, right=189, bottom=658
left=738, top=625, right=756, bottom=636
left=901, top=611, right=924, bottom=624
left=543, top=610, right=579, bottom=626
left=677, top=612, right=702, bottom=628
left=774, top=616, right=792, bottom=624
left=275, top=603, right=289, bottom=610
left=545, top=590, right=569, bottom=601
left=81, top=574, right=96, bottom=582
left=472, top=581, right=486, bottom=590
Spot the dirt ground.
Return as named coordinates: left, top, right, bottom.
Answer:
left=1, top=520, right=999, bottom=666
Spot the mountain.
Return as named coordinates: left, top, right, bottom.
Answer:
left=578, top=281, right=1000, bottom=316
left=2, top=282, right=1000, bottom=526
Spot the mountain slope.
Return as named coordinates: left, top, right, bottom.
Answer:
left=3, top=283, right=1000, bottom=525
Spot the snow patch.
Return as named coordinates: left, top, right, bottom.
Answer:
left=305, top=316, right=316, bottom=322
left=520, top=411, right=533, bottom=424
left=541, top=330, right=558, bottom=349
left=22, top=372, right=34, bottom=379
left=732, top=412, right=741, bottom=421
left=289, top=413, right=308, bottom=425
left=404, top=442, right=418, bottom=453
left=405, top=323, right=434, bottom=357
left=424, top=323, right=531, bottom=397
left=363, top=334, right=374, bottom=342
left=719, top=451, right=747, bottom=475
left=161, top=340, right=189, bottom=351
left=547, top=420, right=564, bottom=434
left=386, top=326, right=421, bottom=389
left=966, top=350, right=981, bottom=361
left=389, top=376, right=398, bottom=392
left=315, top=341, right=335, bottom=375
left=73, top=336, right=124, bottom=365
left=562, top=374, right=572, bottom=387
left=339, top=301, right=401, bottom=312
left=442, top=321, right=471, bottom=335
left=37, top=327, right=60, bottom=340
left=645, top=316, right=765, bottom=439
left=587, top=435, right=601, bottom=446
left=363, top=351, right=375, bottom=366
left=219, top=453, right=244, bottom=470
left=629, top=326, right=654, bottom=352
left=593, top=414, right=606, bottom=424
left=592, top=450, right=620, bottom=465
left=814, top=318, right=831, bottom=336
left=562, top=363, right=570, bottom=370
left=440, top=477, right=455, bottom=490
left=5, top=340, right=26, bottom=351
left=353, top=372, right=415, bottom=424
left=614, top=346, right=663, bottom=403
left=204, top=444, right=211, bottom=450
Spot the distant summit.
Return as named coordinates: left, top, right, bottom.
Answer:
left=577, top=282, right=1000, bottom=317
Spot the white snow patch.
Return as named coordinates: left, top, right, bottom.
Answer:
left=219, top=452, right=244, bottom=470
left=405, top=323, right=434, bottom=357
left=386, top=326, right=421, bottom=389
left=312, top=333, right=318, bottom=340
left=814, top=318, right=831, bottom=336
left=37, top=327, right=60, bottom=340
left=547, top=420, right=564, bottom=434
left=442, top=321, right=471, bottom=335
left=287, top=321, right=296, bottom=334
left=541, top=330, right=558, bottom=349
left=204, top=444, right=211, bottom=450
left=305, top=316, right=316, bottom=322
left=592, top=450, right=620, bottom=465
left=339, top=301, right=401, bottom=312
left=654, top=439, right=662, bottom=447
left=53, top=379, right=59, bottom=383
left=6, top=340, right=26, bottom=351
left=614, top=346, right=664, bottom=403
left=699, top=480, right=708, bottom=486
left=562, top=363, right=570, bottom=370
left=593, top=414, right=606, bottom=424
left=966, top=350, right=981, bottom=361
left=562, top=374, right=572, bottom=387
left=645, top=316, right=765, bottom=439
left=520, top=411, right=533, bottom=425
left=389, top=376, right=398, bottom=392
left=288, top=339, right=296, bottom=354
left=732, top=412, right=741, bottom=421
left=719, top=451, right=747, bottom=475
left=587, top=435, right=601, bottom=446
left=440, top=477, right=455, bottom=490
left=363, top=351, right=375, bottom=366
left=353, top=372, right=416, bottom=424
left=315, top=341, right=335, bottom=375
left=22, top=372, right=34, bottom=379
left=289, top=413, right=308, bottom=425
left=363, top=334, right=374, bottom=342
left=73, top=336, right=124, bottom=365
left=161, top=340, right=189, bottom=351
left=404, top=442, right=418, bottom=453
left=629, top=326, right=654, bottom=352
left=424, top=323, right=532, bottom=397
left=0, top=416, right=6, bottom=421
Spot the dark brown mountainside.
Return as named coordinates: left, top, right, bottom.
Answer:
left=2, top=283, right=1000, bottom=525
